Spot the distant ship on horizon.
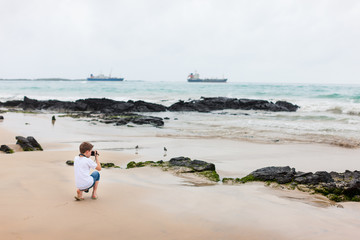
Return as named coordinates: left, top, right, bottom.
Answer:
left=87, top=74, right=124, bottom=81
left=187, top=72, right=227, bottom=83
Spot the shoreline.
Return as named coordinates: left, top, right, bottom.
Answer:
left=2, top=108, right=360, bottom=150
left=1, top=112, right=360, bottom=239
left=2, top=112, right=360, bottom=173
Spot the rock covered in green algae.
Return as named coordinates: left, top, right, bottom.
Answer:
left=26, top=136, right=43, bottom=151
left=168, top=156, right=216, bottom=172
left=196, top=171, right=220, bottom=182
left=15, top=136, right=43, bottom=151
left=101, top=162, right=116, bottom=168
left=62, top=112, right=164, bottom=127
left=0, top=145, right=14, bottom=154
left=223, top=166, right=360, bottom=202
left=222, top=175, right=258, bottom=184
left=126, top=157, right=220, bottom=182
left=126, top=160, right=164, bottom=169
left=66, top=160, right=74, bottom=166
left=250, top=166, right=296, bottom=184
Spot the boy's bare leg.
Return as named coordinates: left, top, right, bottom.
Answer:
left=76, top=189, right=84, bottom=200
left=92, top=181, right=99, bottom=199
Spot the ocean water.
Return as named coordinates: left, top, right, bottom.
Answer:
left=1, top=80, right=360, bottom=147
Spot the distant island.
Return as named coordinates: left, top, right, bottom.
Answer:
left=0, top=78, right=85, bottom=81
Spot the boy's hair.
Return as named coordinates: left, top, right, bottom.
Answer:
left=79, top=142, right=93, bottom=154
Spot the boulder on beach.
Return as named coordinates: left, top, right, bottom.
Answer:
left=130, top=116, right=164, bottom=127
left=168, top=156, right=216, bottom=172
left=0, top=145, right=14, bottom=154
left=66, top=160, right=74, bottom=166
left=100, top=114, right=164, bottom=127
left=15, top=136, right=43, bottom=151
left=249, top=166, right=296, bottom=184
left=126, top=157, right=220, bottom=182
left=223, top=166, right=360, bottom=202
left=294, top=171, right=334, bottom=184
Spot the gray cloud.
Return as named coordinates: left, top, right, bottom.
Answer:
left=1, top=0, right=359, bottom=83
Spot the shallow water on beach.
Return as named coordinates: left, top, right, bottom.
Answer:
left=2, top=112, right=360, bottom=174
left=1, top=80, right=360, bottom=147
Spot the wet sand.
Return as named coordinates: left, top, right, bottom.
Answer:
left=1, top=113, right=360, bottom=239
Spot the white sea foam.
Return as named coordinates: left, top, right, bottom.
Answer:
left=1, top=80, right=360, bottom=147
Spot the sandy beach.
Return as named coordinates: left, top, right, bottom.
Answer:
left=1, top=112, right=360, bottom=240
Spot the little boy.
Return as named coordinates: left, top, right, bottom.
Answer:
left=74, top=142, right=101, bottom=200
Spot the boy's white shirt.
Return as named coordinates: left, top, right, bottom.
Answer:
left=74, top=156, right=97, bottom=189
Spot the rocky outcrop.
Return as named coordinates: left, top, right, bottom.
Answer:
left=168, top=156, right=216, bottom=172
left=168, top=97, right=299, bottom=112
left=2, top=96, right=299, bottom=113
left=2, top=100, right=23, bottom=107
left=66, top=113, right=165, bottom=127
left=126, top=156, right=220, bottom=182
left=0, top=115, right=4, bottom=120
left=105, top=114, right=164, bottom=127
left=294, top=171, right=334, bottom=184
left=11, top=96, right=167, bottom=113
left=64, top=154, right=360, bottom=202
left=15, top=136, right=43, bottom=151
left=249, top=166, right=296, bottom=184
left=0, top=145, right=14, bottom=154
left=223, top=166, right=360, bottom=202
left=66, top=160, right=74, bottom=166
left=124, top=160, right=360, bottom=201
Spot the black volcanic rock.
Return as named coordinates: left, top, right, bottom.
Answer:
left=75, top=98, right=117, bottom=112
left=131, top=116, right=164, bottom=127
left=0, top=145, right=14, bottom=154
left=168, top=97, right=299, bottom=112
left=250, top=166, right=296, bottom=184
left=16, top=136, right=35, bottom=151
left=2, top=96, right=299, bottom=113
left=15, top=136, right=43, bottom=151
left=23, top=96, right=40, bottom=109
left=294, top=171, right=334, bottom=184
left=26, top=136, right=43, bottom=151
left=15, top=97, right=167, bottom=114
left=132, top=100, right=167, bottom=112
left=3, top=100, right=23, bottom=107
left=169, top=156, right=216, bottom=172
left=225, top=166, right=360, bottom=202
left=66, top=160, right=74, bottom=166
left=99, top=113, right=164, bottom=127
left=126, top=156, right=220, bottom=182
left=275, top=101, right=300, bottom=112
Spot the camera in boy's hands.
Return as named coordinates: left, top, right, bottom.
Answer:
left=91, top=150, right=99, bottom=156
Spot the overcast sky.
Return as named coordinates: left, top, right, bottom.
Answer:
left=0, top=0, right=359, bottom=83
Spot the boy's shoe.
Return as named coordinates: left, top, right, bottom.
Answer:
left=74, top=196, right=84, bottom=201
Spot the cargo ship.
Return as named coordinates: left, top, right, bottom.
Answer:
left=87, top=74, right=124, bottom=81
left=187, top=72, right=227, bottom=83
